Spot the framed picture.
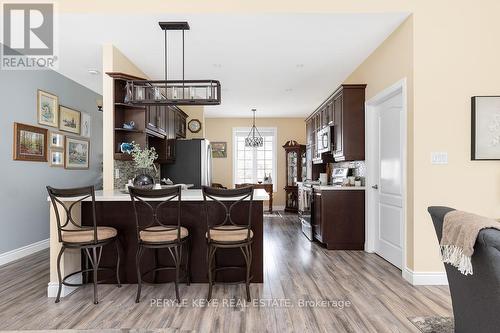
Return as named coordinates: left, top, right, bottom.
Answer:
left=49, top=131, right=65, bottom=148
left=59, top=106, right=81, bottom=134
left=65, top=137, right=90, bottom=169
left=13, top=122, right=47, bottom=162
left=49, top=149, right=64, bottom=167
left=80, top=112, right=91, bottom=138
left=212, top=142, right=227, bottom=158
left=37, top=90, right=59, bottom=128
left=471, top=96, right=500, bottom=160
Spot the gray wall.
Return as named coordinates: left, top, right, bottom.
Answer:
left=0, top=67, right=102, bottom=254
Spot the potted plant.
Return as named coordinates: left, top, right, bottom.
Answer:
left=128, top=142, right=158, bottom=189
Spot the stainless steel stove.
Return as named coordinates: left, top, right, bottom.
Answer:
left=298, top=181, right=319, bottom=240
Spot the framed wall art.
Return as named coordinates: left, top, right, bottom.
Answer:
left=80, top=112, right=91, bottom=138
left=59, top=106, right=81, bottom=134
left=13, top=122, right=48, bottom=162
left=37, top=90, right=59, bottom=128
left=471, top=96, right=500, bottom=160
left=211, top=142, right=227, bottom=158
left=65, top=137, right=90, bottom=169
left=49, top=131, right=65, bottom=149
left=49, top=149, right=64, bottom=167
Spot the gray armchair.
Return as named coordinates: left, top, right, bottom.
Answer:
left=428, top=206, right=500, bottom=333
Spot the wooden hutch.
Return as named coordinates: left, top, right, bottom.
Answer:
left=283, top=140, right=306, bottom=213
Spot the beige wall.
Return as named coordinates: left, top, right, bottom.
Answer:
left=411, top=1, right=500, bottom=272
left=205, top=118, right=306, bottom=207
left=344, top=1, right=500, bottom=273
left=181, top=106, right=206, bottom=139
left=344, top=17, right=415, bottom=268
left=102, top=44, right=149, bottom=190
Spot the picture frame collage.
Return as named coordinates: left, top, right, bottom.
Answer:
left=13, top=89, right=91, bottom=169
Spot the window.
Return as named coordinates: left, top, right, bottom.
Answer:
left=233, top=127, right=277, bottom=191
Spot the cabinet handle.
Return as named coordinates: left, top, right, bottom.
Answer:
left=371, top=185, right=378, bottom=189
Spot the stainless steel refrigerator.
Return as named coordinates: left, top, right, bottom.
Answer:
left=160, top=139, right=212, bottom=189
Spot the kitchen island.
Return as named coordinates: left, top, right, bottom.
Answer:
left=48, top=189, right=268, bottom=297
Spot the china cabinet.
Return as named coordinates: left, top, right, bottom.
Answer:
left=283, top=140, right=306, bottom=213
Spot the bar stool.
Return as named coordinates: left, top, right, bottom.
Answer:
left=129, top=186, right=190, bottom=303
left=46, top=186, right=121, bottom=304
left=202, top=185, right=254, bottom=301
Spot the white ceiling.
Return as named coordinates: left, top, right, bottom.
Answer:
left=57, top=13, right=408, bottom=118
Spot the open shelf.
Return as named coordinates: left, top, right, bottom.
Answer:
left=114, top=153, right=133, bottom=161
left=114, top=127, right=144, bottom=133
left=115, top=102, right=146, bottom=109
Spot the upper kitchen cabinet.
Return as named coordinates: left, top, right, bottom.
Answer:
left=332, top=84, right=366, bottom=162
left=174, top=109, right=188, bottom=138
left=305, top=84, right=366, bottom=163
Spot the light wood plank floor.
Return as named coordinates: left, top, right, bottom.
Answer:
left=0, top=213, right=451, bottom=332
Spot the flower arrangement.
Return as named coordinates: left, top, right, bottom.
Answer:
left=128, top=142, right=158, bottom=171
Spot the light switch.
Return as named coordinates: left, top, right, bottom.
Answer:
left=431, top=152, right=448, bottom=165
left=115, top=168, right=120, bottom=179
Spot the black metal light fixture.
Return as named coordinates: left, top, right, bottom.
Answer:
left=124, top=21, right=221, bottom=105
left=245, top=108, right=264, bottom=147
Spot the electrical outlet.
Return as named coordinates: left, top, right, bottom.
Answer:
left=115, top=168, right=120, bottom=179
left=431, top=152, right=448, bottom=165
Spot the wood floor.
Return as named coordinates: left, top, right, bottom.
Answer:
left=0, top=213, right=451, bottom=332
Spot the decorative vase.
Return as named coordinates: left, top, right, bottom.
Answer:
left=133, top=169, right=154, bottom=189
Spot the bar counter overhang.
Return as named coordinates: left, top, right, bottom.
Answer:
left=48, top=189, right=268, bottom=298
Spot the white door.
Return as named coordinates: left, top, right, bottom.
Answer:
left=372, top=90, right=404, bottom=269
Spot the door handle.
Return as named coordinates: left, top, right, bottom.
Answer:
left=372, top=185, right=378, bottom=189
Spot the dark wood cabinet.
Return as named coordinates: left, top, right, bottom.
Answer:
left=107, top=72, right=187, bottom=162
left=332, top=85, right=365, bottom=161
left=146, top=106, right=157, bottom=132
left=149, top=137, right=176, bottom=163
left=146, top=105, right=169, bottom=135
left=158, top=106, right=167, bottom=134
left=333, top=92, right=343, bottom=158
left=283, top=141, right=306, bottom=213
left=311, top=189, right=365, bottom=250
left=305, top=84, right=366, bottom=164
left=167, top=107, right=176, bottom=139
left=175, top=110, right=187, bottom=138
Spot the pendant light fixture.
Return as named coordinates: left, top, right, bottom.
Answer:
left=124, top=21, right=221, bottom=105
left=245, top=108, right=264, bottom=147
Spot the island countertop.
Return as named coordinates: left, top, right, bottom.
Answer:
left=49, top=188, right=269, bottom=202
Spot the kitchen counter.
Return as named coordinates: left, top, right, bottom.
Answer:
left=47, top=188, right=267, bottom=298
left=312, top=185, right=365, bottom=191
left=49, top=188, right=269, bottom=202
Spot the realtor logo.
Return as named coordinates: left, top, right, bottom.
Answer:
left=1, top=2, right=58, bottom=69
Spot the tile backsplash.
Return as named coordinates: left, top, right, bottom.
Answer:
left=329, top=160, right=366, bottom=178
left=114, top=160, right=161, bottom=190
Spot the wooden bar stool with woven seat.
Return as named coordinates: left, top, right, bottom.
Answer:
left=202, top=185, right=254, bottom=301
left=129, top=186, right=190, bottom=303
left=46, top=186, right=121, bottom=304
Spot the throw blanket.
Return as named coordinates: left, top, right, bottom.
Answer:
left=441, top=210, right=500, bottom=275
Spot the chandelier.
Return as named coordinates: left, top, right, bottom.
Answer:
left=124, top=22, right=221, bottom=105
left=245, top=109, right=263, bottom=147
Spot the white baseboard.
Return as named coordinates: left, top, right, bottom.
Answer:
left=47, top=273, right=82, bottom=298
left=402, top=267, right=448, bottom=285
left=0, top=238, right=49, bottom=266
